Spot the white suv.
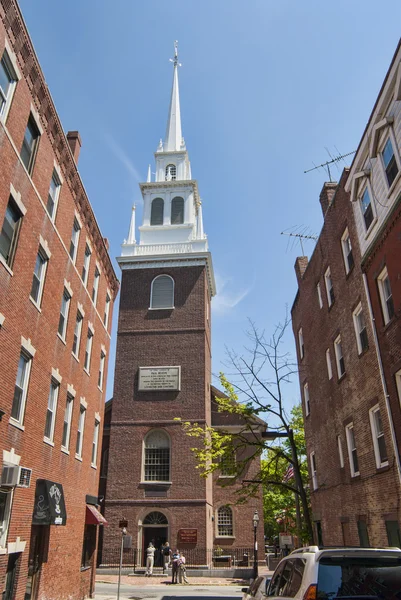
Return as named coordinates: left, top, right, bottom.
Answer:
left=265, top=546, right=401, bottom=599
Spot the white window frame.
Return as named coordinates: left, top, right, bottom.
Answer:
left=298, top=327, right=304, bottom=360
left=30, top=242, right=50, bottom=308
left=325, top=267, right=334, bottom=307
left=378, top=128, right=401, bottom=192
left=75, top=401, right=86, bottom=460
left=316, top=282, right=323, bottom=309
left=46, top=169, right=62, bottom=222
left=217, top=505, right=234, bottom=538
left=334, top=335, right=345, bottom=379
left=303, top=382, right=310, bottom=417
left=98, top=349, right=106, bottom=391
left=0, top=488, right=13, bottom=549
left=84, top=326, right=94, bottom=374
left=143, top=429, right=171, bottom=482
left=310, top=452, right=317, bottom=490
left=341, top=227, right=354, bottom=274
left=61, top=392, right=74, bottom=452
left=345, top=423, right=360, bottom=477
left=69, top=216, right=81, bottom=264
left=0, top=42, right=20, bottom=123
left=81, top=241, right=92, bottom=286
left=104, top=292, right=111, bottom=329
left=44, top=376, right=60, bottom=444
left=10, top=344, right=34, bottom=427
left=72, top=309, right=84, bottom=359
left=352, top=303, right=368, bottom=355
left=396, top=370, right=401, bottom=406
left=377, top=267, right=394, bottom=325
left=369, top=405, right=389, bottom=469
left=92, top=265, right=100, bottom=305
left=91, top=418, right=100, bottom=467
left=358, top=181, right=376, bottom=235
left=337, top=435, right=344, bottom=469
left=58, top=286, right=72, bottom=341
left=326, top=348, right=333, bottom=380
left=150, top=274, right=175, bottom=310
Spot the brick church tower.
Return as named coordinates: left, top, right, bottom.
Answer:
left=103, top=43, right=217, bottom=557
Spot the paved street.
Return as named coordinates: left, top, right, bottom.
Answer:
left=95, top=582, right=244, bottom=600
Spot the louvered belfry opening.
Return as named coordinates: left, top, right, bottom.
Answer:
left=150, top=198, right=164, bottom=225
left=171, top=197, right=184, bottom=224
left=144, top=431, right=170, bottom=481
left=150, top=275, right=174, bottom=309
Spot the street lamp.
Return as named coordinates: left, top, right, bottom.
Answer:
left=253, top=510, right=260, bottom=580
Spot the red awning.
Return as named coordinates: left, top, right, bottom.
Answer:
left=86, top=505, right=108, bottom=526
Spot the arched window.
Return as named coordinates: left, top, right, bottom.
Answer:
left=217, top=506, right=233, bottom=537
left=144, top=430, right=170, bottom=481
left=171, top=197, right=184, bottom=225
left=165, top=164, right=176, bottom=181
left=143, top=511, right=168, bottom=525
left=151, top=198, right=164, bottom=226
left=150, top=275, right=174, bottom=309
left=101, top=448, right=109, bottom=478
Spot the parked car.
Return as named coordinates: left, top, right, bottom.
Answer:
left=242, top=576, right=269, bottom=600
left=265, top=546, right=401, bottom=599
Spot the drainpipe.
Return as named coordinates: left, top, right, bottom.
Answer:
left=363, top=273, right=401, bottom=486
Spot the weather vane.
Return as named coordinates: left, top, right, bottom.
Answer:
left=169, top=40, right=182, bottom=67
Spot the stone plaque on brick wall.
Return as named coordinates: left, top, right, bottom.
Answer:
left=178, top=528, right=197, bottom=544
left=138, top=366, right=181, bottom=391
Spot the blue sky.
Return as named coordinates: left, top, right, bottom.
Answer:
left=19, top=1, right=401, bottom=422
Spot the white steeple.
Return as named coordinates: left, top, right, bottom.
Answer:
left=127, top=204, right=136, bottom=244
left=164, top=41, right=183, bottom=152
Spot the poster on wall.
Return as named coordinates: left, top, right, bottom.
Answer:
left=177, top=529, right=198, bottom=544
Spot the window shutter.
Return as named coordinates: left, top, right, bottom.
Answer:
left=151, top=276, right=174, bottom=308
left=151, top=198, right=164, bottom=225
left=171, top=197, right=184, bottom=224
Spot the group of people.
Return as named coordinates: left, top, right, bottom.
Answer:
left=145, top=541, right=189, bottom=583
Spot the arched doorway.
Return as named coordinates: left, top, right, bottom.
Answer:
left=142, top=511, right=168, bottom=567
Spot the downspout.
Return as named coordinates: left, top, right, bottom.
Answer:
left=363, top=273, right=401, bottom=486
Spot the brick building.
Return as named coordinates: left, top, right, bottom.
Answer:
left=292, top=40, right=401, bottom=547
left=0, top=1, right=118, bottom=599
left=100, top=44, right=265, bottom=567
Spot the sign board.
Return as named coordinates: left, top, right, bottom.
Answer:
left=279, top=533, right=293, bottom=547
left=119, top=519, right=128, bottom=529
left=138, top=366, right=181, bottom=391
left=177, top=528, right=198, bottom=544
left=32, top=479, right=67, bottom=526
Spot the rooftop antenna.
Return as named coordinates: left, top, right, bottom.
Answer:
left=304, top=149, right=356, bottom=182
left=281, top=226, right=318, bottom=255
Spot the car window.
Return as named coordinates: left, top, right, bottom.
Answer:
left=267, top=562, right=285, bottom=596
left=278, top=560, right=293, bottom=596
left=249, top=576, right=263, bottom=597
left=287, top=558, right=305, bottom=597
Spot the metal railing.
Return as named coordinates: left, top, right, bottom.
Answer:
left=98, top=547, right=254, bottom=572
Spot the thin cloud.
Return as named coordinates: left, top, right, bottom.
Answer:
left=104, top=133, right=143, bottom=201
left=212, top=272, right=251, bottom=315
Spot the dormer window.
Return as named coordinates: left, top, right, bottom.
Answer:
left=171, top=197, right=184, bottom=224
left=165, top=164, right=176, bottom=181
left=150, top=198, right=164, bottom=226
left=381, top=137, right=399, bottom=187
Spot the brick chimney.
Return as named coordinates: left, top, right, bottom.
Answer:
left=294, top=256, right=309, bottom=287
left=67, top=131, right=82, bottom=164
left=319, top=182, right=337, bottom=218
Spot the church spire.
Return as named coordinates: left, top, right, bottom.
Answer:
left=164, top=41, right=183, bottom=152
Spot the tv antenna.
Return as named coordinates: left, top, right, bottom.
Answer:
left=281, top=226, right=318, bottom=255
left=304, top=148, right=356, bottom=182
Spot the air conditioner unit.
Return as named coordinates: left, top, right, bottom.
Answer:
left=1, top=465, right=19, bottom=487
left=18, top=467, right=32, bottom=488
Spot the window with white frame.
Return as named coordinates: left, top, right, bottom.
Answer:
left=20, top=114, right=40, bottom=175
left=360, top=186, right=374, bottom=232
left=72, top=310, right=83, bottom=358
left=84, top=328, right=94, bottom=373
left=11, top=350, right=33, bottom=424
left=46, top=170, right=61, bottom=221
left=219, top=450, right=236, bottom=477
left=396, top=370, right=401, bottom=405
left=381, top=136, right=399, bottom=188
left=217, top=506, right=233, bottom=537
left=0, top=195, right=23, bottom=268
left=298, top=327, right=304, bottom=360
left=165, top=164, right=176, bottom=181
left=325, top=267, right=335, bottom=307
left=353, top=303, right=369, bottom=355
left=0, top=48, right=18, bottom=121
left=326, top=348, right=333, bottom=380
left=0, top=489, right=12, bottom=548
left=171, top=197, right=184, bottom=224
left=75, top=404, right=86, bottom=458
left=377, top=267, right=395, bottom=325
left=337, top=435, right=344, bottom=468
left=104, top=293, right=111, bottom=328
left=92, top=267, right=100, bottom=305
left=316, top=282, right=323, bottom=309
left=369, top=405, right=388, bottom=468
left=341, top=228, right=354, bottom=274
left=44, top=378, right=59, bottom=442
left=61, top=393, right=74, bottom=450
left=81, top=243, right=91, bottom=286
left=58, top=287, right=71, bottom=340
left=30, top=246, right=48, bottom=307
left=345, top=423, right=359, bottom=477
left=144, top=430, right=170, bottom=481
left=150, top=275, right=174, bottom=309
left=91, top=419, right=100, bottom=466
left=310, top=452, right=317, bottom=490
left=334, top=335, right=345, bottom=379
left=150, top=198, right=164, bottom=225
left=303, top=382, right=310, bottom=416
left=69, top=217, right=81, bottom=263
left=98, top=350, right=106, bottom=390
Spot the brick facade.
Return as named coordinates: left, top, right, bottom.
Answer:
left=0, top=1, right=118, bottom=598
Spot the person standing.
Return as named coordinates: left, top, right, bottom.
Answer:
left=178, top=553, right=189, bottom=584
left=145, top=542, right=156, bottom=576
left=162, top=541, right=172, bottom=573
left=171, top=549, right=180, bottom=584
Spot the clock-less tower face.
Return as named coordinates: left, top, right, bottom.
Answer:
left=103, top=43, right=216, bottom=558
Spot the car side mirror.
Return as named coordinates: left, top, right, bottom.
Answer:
left=242, top=588, right=249, bottom=593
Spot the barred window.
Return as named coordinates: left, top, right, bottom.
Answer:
left=144, top=430, right=170, bottom=482
left=165, top=164, right=176, bottom=181
left=217, top=506, right=233, bottom=537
